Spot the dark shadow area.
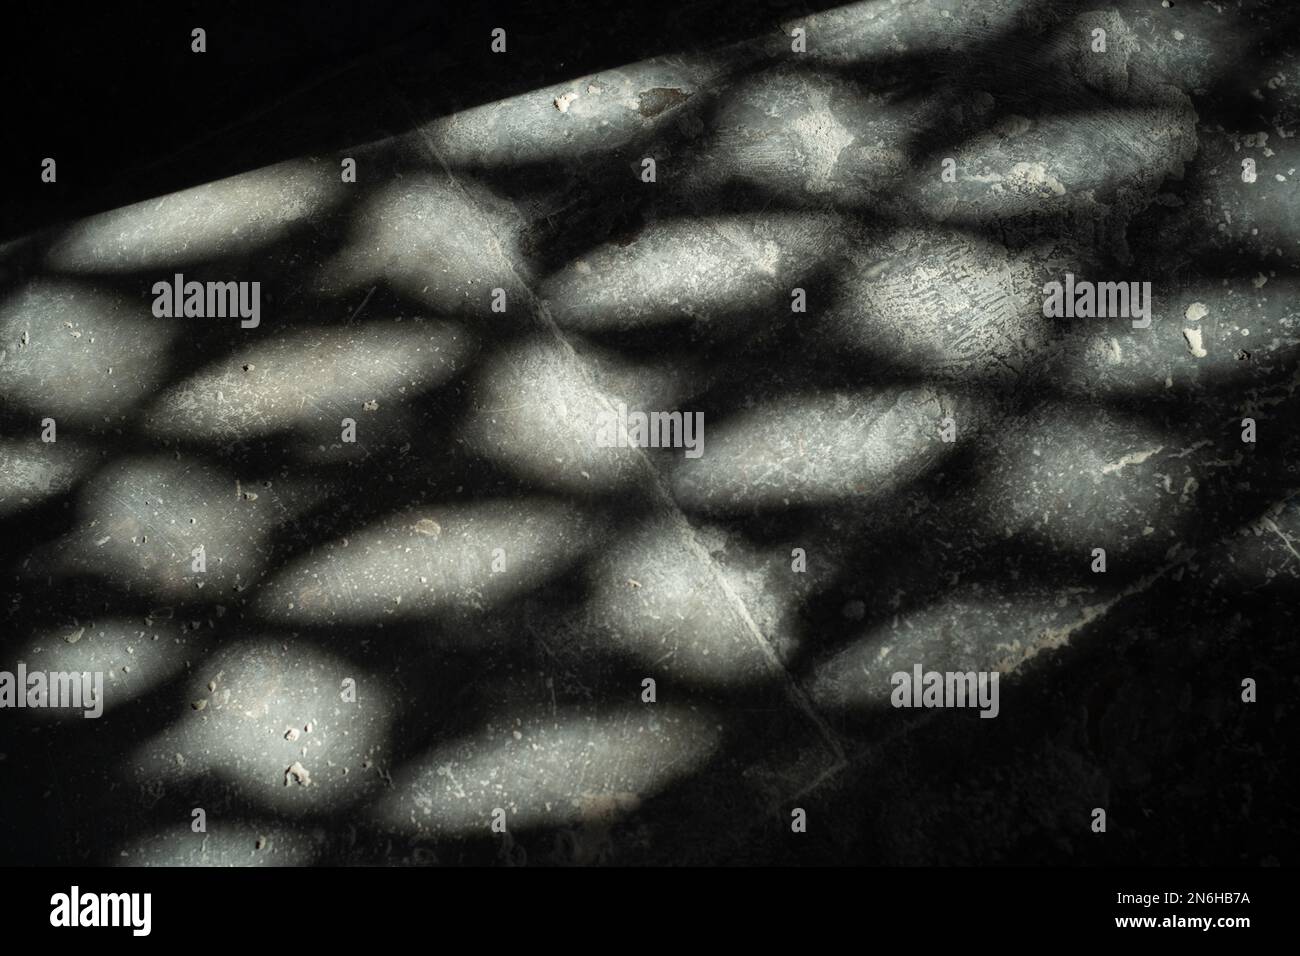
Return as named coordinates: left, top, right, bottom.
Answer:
left=2, top=0, right=848, bottom=242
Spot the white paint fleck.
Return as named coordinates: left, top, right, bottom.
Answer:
left=1102, top=446, right=1164, bottom=475
left=1183, top=326, right=1208, bottom=358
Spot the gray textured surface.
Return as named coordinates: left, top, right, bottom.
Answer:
left=1, top=0, right=1297, bottom=865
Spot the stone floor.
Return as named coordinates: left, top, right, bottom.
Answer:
left=1, top=0, right=1297, bottom=865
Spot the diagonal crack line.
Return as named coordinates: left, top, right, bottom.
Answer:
left=1012, top=487, right=1300, bottom=671
left=1262, top=516, right=1300, bottom=564
left=395, top=83, right=846, bottom=764
left=797, top=487, right=1300, bottom=800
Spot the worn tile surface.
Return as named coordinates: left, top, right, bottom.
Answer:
left=1, top=0, right=1297, bottom=865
